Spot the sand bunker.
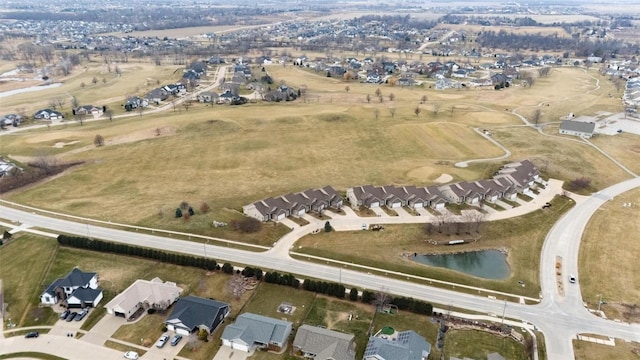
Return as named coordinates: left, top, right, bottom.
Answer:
left=434, top=173, right=453, bottom=183
left=53, top=140, right=80, bottom=148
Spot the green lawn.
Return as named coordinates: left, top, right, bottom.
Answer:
left=0, top=235, right=60, bottom=328
left=112, top=313, right=169, bottom=347
left=0, top=353, right=66, bottom=360
left=241, top=283, right=316, bottom=326
left=443, top=329, right=529, bottom=360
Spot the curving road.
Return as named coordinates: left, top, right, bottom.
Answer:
left=2, top=177, right=640, bottom=358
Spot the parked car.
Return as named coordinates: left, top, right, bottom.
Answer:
left=66, top=312, right=77, bottom=322
left=60, top=310, right=71, bottom=320
left=569, top=274, right=577, bottom=283
left=123, top=351, right=139, bottom=360
left=170, top=334, right=183, bottom=346
left=75, top=309, right=88, bottom=321
left=25, top=331, right=39, bottom=338
left=155, top=334, right=169, bottom=348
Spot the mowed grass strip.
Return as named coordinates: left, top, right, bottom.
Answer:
left=241, top=282, right=316, bottom=326
left=573, top=339, right=640, bottom=360
left=579, top=188, right=640, bottom=320
left=443, top=329, right=529, bottom=360
left=296, top=196, right=574, bottom=298
left=0, top=235, right=59, bottom=327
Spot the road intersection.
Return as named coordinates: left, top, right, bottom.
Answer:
left=1, top=177, right=640, bottom=358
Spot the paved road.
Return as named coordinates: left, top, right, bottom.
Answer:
left=2, top=177, right=640, bottom=359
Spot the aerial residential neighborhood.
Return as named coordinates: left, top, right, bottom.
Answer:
left=1, top=0, right=640, bottom=360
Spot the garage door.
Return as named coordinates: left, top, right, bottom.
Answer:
left=435, top=203, right=445, bottom=210
left=413, top=203, right=423, bottom=208
left=369, top=202, right=379, bottom=208
left=390, top=202, right=401, bottom=208
left=276, top=213, right=286, bottom=221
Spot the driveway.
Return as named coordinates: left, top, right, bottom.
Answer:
left=80, top=313, right=124, bottom=346
left=212, top=345, right=249, bottom=360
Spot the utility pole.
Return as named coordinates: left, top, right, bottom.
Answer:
left=501, top=300, right=507, bottom=325
left=597, top=294, right=603, bottom=312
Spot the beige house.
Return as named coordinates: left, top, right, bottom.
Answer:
left=104, top=277, right=182, bottom=319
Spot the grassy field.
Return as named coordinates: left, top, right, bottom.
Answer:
left=296, top=196, right=575, bottom=298
left=1, top=64, right=628, bottom=246
left=579, top=188, right=640, bottom=321
left=104, top=339, right=147, bottom=355
left=443, top=329, right=529, bottom=360
left=1, top=60, right=185, bottom=116
left=590, top=133, right=640, bottom=177
left=574, top=339, right=640, bottom=360
left=0, top=235, right=60, bottom=328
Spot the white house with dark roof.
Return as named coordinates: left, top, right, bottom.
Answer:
left=221, top=312, right=292, bottom=353
left=104, top=277, right=182, bottom=319
left=559, top=120, right=596, bottom=138
left=363, top=330, right=431, bottom=360
left=40, top=268, right=102, bottom=308
left=293, top=325, right=356, bottom=360
left=165, top=296, right=230, bottom=336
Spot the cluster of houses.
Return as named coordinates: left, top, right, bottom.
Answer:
left=243, top=186, right=344, bottom=222
left=39, top=268, right=432, bottom=360
left=243, top=160, right=542, bottom=222
left=0, top=114, right=23, bottom=127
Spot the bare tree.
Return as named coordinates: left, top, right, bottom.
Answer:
left=105, top=109, right=113, bottom=122
left=432, top=102, right=442, bottom=115
left=531, top=109, right=542, bottom=125
left=414, top=106, right=421, bottom=117
left=420, top=95, right=428, bottom=104
left=389, top=108, right=396, bottom=118
left=372, top=289, right=391, bottom=312
left=91, top=77, right=98, bottom=85
left=389, top=93, right=395, bottom=101
left=345, top=85, right=350, bottom=93
left=366, top=94, right=371, bottom=103
left=375, top=88, right=381, bottom=98
left=374, top=108, right=380, bottom=120
left=94, top=134, right=105, bottom=147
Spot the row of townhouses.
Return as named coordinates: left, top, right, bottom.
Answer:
left=243, top=186, right=344, bottom=222
left=243, top=160, right=542, bottom=222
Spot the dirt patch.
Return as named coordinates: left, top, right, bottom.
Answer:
left=434, top=173, right=453, bottom=184
left=606, top=302, right=640, bottom=323
left=324, top=310, right=349, bottom=329
left=630, top=145, right=640, bottom=153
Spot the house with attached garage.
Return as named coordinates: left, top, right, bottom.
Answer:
left=439, top=182, right=484, bottom=205
left=165, top=296, right=230, bottom=335
left=363, top=330, right=431, bottom=360
left=104, top=277, right=182, bottom=319
left=40, top=268, right=103, bottom=308
left=293, top=324, right=356, bottom=360
left=197, top=91, right=219, bottom=103
left=73, top=105, right=104, bottom=116
left=221, top=313, right=292, bottom=353
left=558, top=119, right=596, bottom=138
left=33, top=108, right=64, bottom=120
left=243, top=186, right=343, bottom=222
left=493, top=159, right=541, bottom=193
left=347, top=185, right=446, bottom=210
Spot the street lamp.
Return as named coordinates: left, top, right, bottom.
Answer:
left=501, top=300, right=507, bottom=325
left=203, top=239, right=209, bottom=259
left=597, top=294, right=603, bottom=312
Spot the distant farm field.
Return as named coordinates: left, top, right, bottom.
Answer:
left=1, top=65, right=629, bottom=242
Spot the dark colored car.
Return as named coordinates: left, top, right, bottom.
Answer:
left=60, top=310, right=71, bottom=320
left=25, top=331, right=39, bottom=338
left=66, top=312, right=78, bottom=322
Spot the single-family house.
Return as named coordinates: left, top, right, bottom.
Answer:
left=144, top=88, right=169, bottom=104
left=346, top=185, right=387, bottom=209
left=40, top=268, right=102, bottom=308
left=293, top=324, right=356, bottom=360
left=104, top=277, right=182, bottom=319
left=0, top=157, right=20, bottom=177
left=33, top=109, right=64, bottom=120
left=197, top=91, right=219, bottom=103
left=124, top=96, right=148, bottom=111
left=363, top=330, right=431, bottom=360
left=73, top=105, right=104, bottom=116
left=221, top=313, right=292, bottom=353
left=165, top=296, right=230, bottom=335
left=218, top=89, right=240, bottom=104
left=558, top=120, right=596, bottom=138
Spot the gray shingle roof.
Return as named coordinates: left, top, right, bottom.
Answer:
left=364, top=331, right=431, bottom=360
left=559, top=120, right=596, bottom=134
left=221, top=313, right=292, bottom=347
left=293, top=324, right=355, bottom=360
